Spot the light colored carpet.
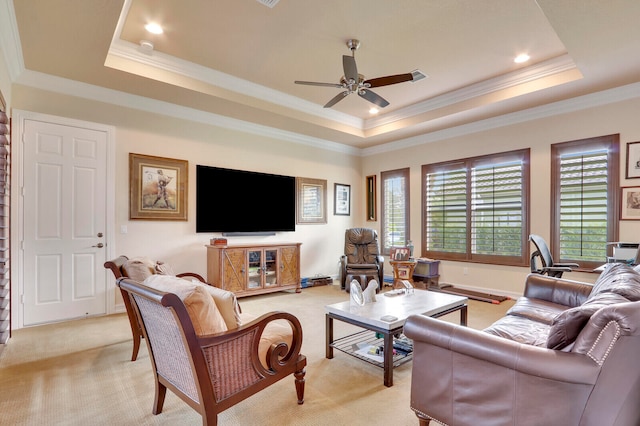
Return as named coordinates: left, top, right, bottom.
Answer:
left=0, top=284, right=514, bottom=425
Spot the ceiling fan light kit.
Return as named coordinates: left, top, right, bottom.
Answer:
left=295, top=39, right=421, bottom=109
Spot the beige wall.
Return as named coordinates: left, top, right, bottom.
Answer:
left=363, top=96, right=640, bottom=297
left=11, top=84, right=640, bottom=300
left=11, top=85, right=362, bottom=287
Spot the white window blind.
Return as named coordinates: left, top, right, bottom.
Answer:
left=558, top=150, right=609, bottom=262
left=471, top=161, right=523, bottom=256
left=381, top=169, right=409, bottom=253
left=425, top=167, right=468, bottom=253
left=424, top=149, right=529, bottom=265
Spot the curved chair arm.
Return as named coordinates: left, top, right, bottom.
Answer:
left=176, top=272, right=205, bottom=282
left=196, top=311, right=306, bottom=406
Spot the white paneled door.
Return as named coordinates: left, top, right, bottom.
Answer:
left=22, top=118, right=108, bottom=325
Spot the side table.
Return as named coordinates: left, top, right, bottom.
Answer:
left=389, top=260, right=416, bottom=288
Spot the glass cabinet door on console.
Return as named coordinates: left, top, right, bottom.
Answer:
left=247, top=250, right=262, bottom=289
left=247, top=249, right=279, bottom=289
left=264, top=249, right=278, bottom=287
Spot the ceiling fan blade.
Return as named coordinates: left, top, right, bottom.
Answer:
left=342, top=55, right=358, bottom=83
left=358, top=89, right=389, bottom=108
left=324, top=91, right=349, bottom=108
left=365, top=73, right=414, bottom=88
left=295, top=80, right=343, bottom=88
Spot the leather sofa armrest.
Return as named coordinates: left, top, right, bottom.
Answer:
left=523, top=273, right=592, bottom=308
left=404, top=314, right=599, bottom=384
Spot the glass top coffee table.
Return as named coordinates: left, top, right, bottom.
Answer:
left=325, top=289, right=467, bottom=387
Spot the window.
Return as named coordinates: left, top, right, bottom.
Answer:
left=381, top=168, right=410, bottom=254
left=423, top=149, right=530, bottom=266
left=551, top=135, right=619, bottom=270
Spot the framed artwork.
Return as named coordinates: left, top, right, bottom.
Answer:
left=621, top=186, right=640, bottom=220
left=129, top=153, right=188, bottom=220
left=334, top=183, right=351, bottom=216
left=390, top=246, right=410, bottom=261
left=397, top=266, right=412, bottom=279
left=626, top=142, right=640, bottom=179
left=296, top=177, right=327, bottom=224
left=366, top=175, right=377, bottom=221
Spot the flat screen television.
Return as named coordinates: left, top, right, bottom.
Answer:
left=196, top=165, right=296, bottom=234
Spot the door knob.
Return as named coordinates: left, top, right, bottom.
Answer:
left=92, top=243, right=104, bottom=248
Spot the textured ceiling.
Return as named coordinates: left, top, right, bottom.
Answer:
left=10, top=0, right=640, bottom=148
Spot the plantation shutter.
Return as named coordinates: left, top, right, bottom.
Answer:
left=425, top=165, right=468, bottom=254
left=382, top=173, right=408, bottom=251
left=558, top=150, right=609, bottom=262
left=471, top=159, right=524, bottom=257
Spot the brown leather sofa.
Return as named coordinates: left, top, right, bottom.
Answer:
left=404, top=264, right=640, bottom=426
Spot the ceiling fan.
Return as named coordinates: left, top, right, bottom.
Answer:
left=295, top=39, right=417, bottom=109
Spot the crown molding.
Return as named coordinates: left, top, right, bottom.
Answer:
left=0, top=0, right=25, bottom=81
left=362, top=81, right=640, bottom=156
left=363, top=54, right=579, bottom=130
left=15, top=70, right=360, bottom=156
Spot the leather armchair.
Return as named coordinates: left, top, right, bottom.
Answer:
left=339, top=228, right=384, bottom=291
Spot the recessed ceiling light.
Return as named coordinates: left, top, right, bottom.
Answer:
left=514, top=54, right=530, bottom=64
left=145, top=23, right=163, bottom=35
left=369, top=108, right=379, bottom=115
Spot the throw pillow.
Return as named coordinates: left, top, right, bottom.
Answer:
left=122, top=258, right=155, bottom=282
left=143, top=275, right=228, bottom=335
left=547, top=292, right=629, bottom=350
left=589, top=263, right=640, bottom=302
left=197, top=284, right=242, bottom=329
left=155, top=261, right=176, bottom=276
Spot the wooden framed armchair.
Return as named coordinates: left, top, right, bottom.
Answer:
left=117, top=277, right=306, bottom=426
left=104, top=255, right=206, bottom=361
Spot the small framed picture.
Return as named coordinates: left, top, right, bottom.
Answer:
left=390, top=246, right=410, bottom=261
left=397, top=266, right=411, bottom=279
left=621, top=186, right=640, bottom=220
left=626, top=142, right=640, bottom=179
left=334, top=183, right=351, bottom=216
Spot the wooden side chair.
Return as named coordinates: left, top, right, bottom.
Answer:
left=118, top=276, right=306, bottom=425
left=104, top=255, right=206, bottom=361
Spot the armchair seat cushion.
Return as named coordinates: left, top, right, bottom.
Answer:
left=143, top=275, right=228, bottom=335
left=240, top=313, right=294, bottom=369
